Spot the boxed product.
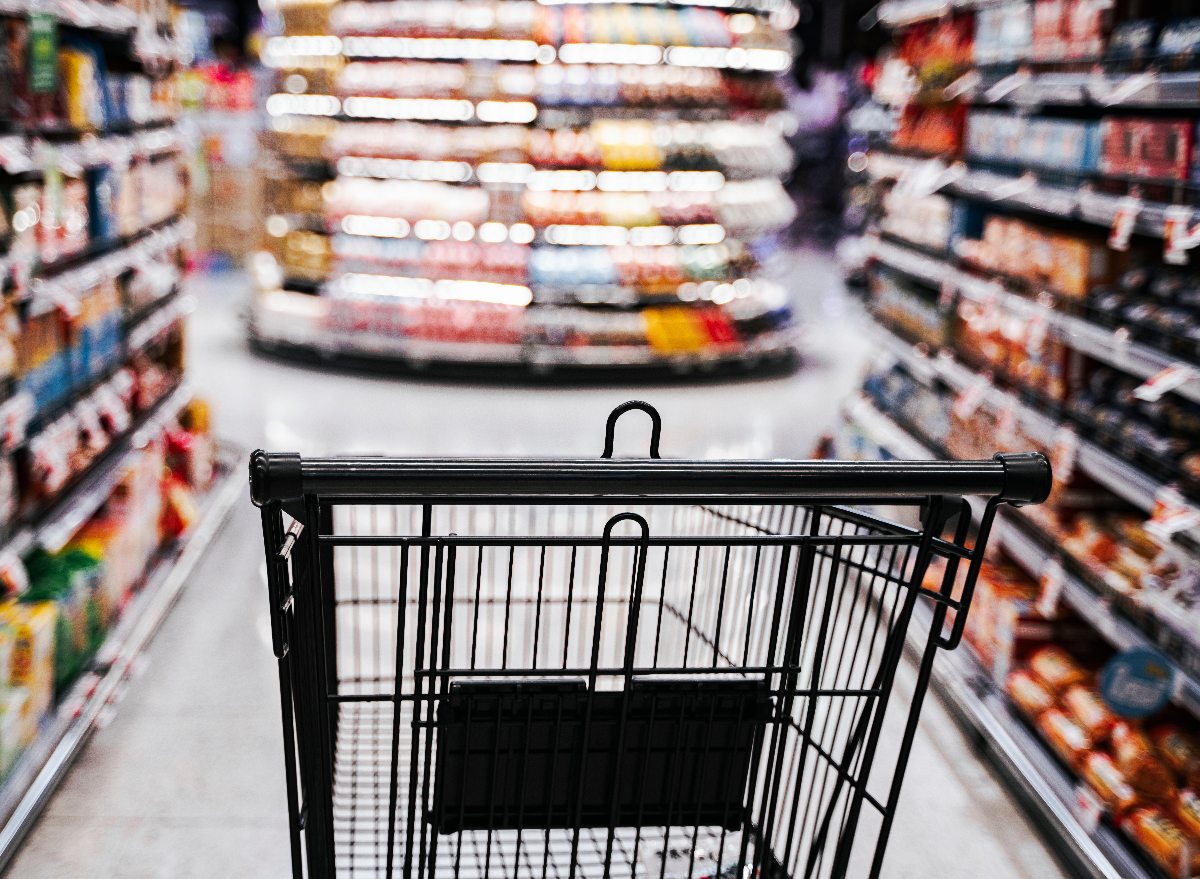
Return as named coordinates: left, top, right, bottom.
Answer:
left=86, top=164, right=120, bottom=242
left=1, top=601, right=55, bottom=748
left=1064, top=0, right=1111, bottom=60
left=59, top=40, right=107, bottom=132
left=39, top=172, right=90, bottom=264
left=974, top=1, right=1033, bottom=64
left=23, top=548, right=107, bottom=695
left=1158, top=18, right=1200, bottom=71
left=1106, top=19, right=1159, bottom=71
left=869, top=270, right=952, bottom=349
left=893, top=105, right=965, bottom=157
left=71, top=280, right=123, bottom=384
left=16, top=310, right=69, bottom=414
left=880, top=191, right=963, bottom=252
left=1100, top=118, right=1193, bottom=181
left=1031, top=0, right=1067, bottom=60
left=956, top=214, right=1114, bottom=300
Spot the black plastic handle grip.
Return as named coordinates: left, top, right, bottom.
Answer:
left=601, top=401, right=661, bottom=459
left=249, top=451, right=1052, bottom=506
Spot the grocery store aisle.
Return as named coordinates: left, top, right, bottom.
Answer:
left=7, top=250, right=1065, bottom=878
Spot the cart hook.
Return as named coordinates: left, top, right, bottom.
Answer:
left=601, top=401, right=662, bottom=459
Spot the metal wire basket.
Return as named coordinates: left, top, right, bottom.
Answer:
left=251, top=401, right=1051, bottom=879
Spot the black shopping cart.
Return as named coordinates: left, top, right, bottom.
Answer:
left=250, top=401, right=1051, bottom=879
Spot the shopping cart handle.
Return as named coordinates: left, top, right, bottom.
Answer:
left=992, top=452, right=1053, bottom=507
left=249, top=450, right=1052, bottom=505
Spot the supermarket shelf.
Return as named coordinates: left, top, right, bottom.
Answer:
left=2, top=381, right=196, bottom=561
left=865, top=235, right=1200, bottom=405
left=997, top=513, right=1200, bottom=718
left=859, top=319, right=1200, bottom=718
left=0, top=440, right=243, bottom=874
left=27, top=218, right=191, bottom=314
left=866, top=316, right=1200, bottom=539
left=972, top=70, right=1200, bottom=110
left=843, top=395, right=937, bottom=461
left=0, top=124, right=183, bottom=177
left=868, top=151, right=1195, bottom=239
left=28, top=214, right=189, bottom=288
left=250, top=313, right=799, bottom=377
left=874, top=0, right=995, bottom=27
left=126, top=293, right=195, bottom=353
left=913, top=605, right=1148, bottom=879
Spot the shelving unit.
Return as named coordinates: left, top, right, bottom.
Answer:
left=848, top=4, right=1200, bottom=875
left=868, top=153, right=1200, bottom=242
left=251, top=0, right=802, bottom=374
left=865, top=235, right=1200, bottom=405
left=845, top=395, right=1183, bottom=879
left=0, top=441, right=241, bottom=873
left=0, top=1, right=232, bottom=864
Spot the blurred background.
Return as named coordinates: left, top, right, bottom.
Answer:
left=2, top=0, right=1200, bottom=875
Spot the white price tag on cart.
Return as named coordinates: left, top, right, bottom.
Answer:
left=1036, top=556, right=1065, bottom=620
left=1132, top=363, right=1198, bottom=402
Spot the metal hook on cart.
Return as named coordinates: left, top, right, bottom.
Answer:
left=601, top=400, right=662, bottom=459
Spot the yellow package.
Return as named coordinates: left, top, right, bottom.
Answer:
left=643, top=307, right=707, bottom=353
left=3, top=601, right=57, bottom=745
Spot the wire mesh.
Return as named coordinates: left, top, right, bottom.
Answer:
left=308, top=501, right=953, bottom=879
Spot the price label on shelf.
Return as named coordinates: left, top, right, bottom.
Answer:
left=1052, top=426, right=1078, bottom=484
left=1036, top=556, right=1065, bottom=620
left=953, top=373, right=991, bottom=419
left=1132, top=363, right=1198, bottom=402
left=985, top=68, right=1032, bottom=103
left=996, top=401, right=1017, bottom=444
left=1025, top=309, right=1048, bottom=355
left=0, top=392, right=34, bottom=452
left=1163, top=206, right=1200, bottom=265
left=1108, top=195, right=1143, bottom=252
left=938, top=278, right=956, bottom=309
left=1146, top=485, right=1200, bottom=542
left=1070, top=784, right=1103, bottom=835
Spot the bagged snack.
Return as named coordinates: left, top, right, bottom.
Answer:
left=1007, top=668, right=1056, bottom=719
left=1039, top=708, right=1091, bottom=768
left=1029, top=645, right=1088, bottom=694
left=1113, top=722, right=1177, bottom=800
left=1152, top=724, right=1200, bottom=787
left=1122, top=807, right=1200, bottom=876
left=1064, top=685, right=1116, bottom=741
left=1082, top=751, right=1140, bottom=816
left=1173, top=789, right=1200, bottom=838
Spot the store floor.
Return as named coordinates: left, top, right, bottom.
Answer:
left=8, top=250, right=1065, bottom=879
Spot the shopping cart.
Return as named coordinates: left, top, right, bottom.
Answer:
left=250, top=401, right=1051, bottom=879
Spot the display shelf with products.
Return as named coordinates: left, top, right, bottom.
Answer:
left=843, top=396, right=1200, bottom=879
left=848, top=322, right=1200, bottom=709
left=866, top=152, right=1200, bottom=240
left=862, top=315, right=1200, bottom=543
left=254, top=0, right=800, bottom=374
left=0, top=430, right=241, bottom=873
left=864, top=235, right=1200, bottom=407
left=850, top=3, right=1200, bottom=876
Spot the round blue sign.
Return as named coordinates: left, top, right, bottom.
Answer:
left=1099, top=648, right=1176, bottom=719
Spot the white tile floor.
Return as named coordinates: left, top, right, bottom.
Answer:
left=6, top=250, right=1067, bottom=878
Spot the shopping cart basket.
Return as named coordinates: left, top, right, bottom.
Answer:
left=250, top=401, right=1052, bottom=879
